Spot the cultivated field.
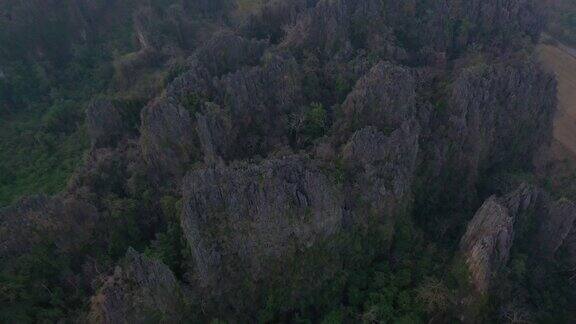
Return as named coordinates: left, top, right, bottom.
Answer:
left=538, top=41, right=576, bottom=161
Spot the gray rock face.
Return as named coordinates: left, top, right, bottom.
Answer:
left=195, top=103, right=231, bottom=165
left=166, top=32, right=267, bottom=101
left=460, top=196, right=514, bottom=294
left=460, top=184, right=544, bottom=293
left=244, top=0, right=314, bottom=42
left=383, top=0, right=543, bottom=54
left=195, top=31, right=267, bottom=77
left=140, top=97, right=197, bottom=179
left=338, top=62, right=416, bottom=135
left=282, top=0, right=353, bottom=56
left=461, top=184, right=576, bottom=293
left=166, top=59, right=215, bottom=102
left=180, top=156, right=343, bottom=294
left=423, top=61, right=556, bottom=208
left=0, top=195, right=98, bottom=259
left=86, top=99, right=125, bottom=147
left=342, top=121, right=420, bottom=228
left=218, top=54, right=303, bottom=157
left=219, top=53, right=303, bottom=119
left=88, top=249, right=185, bottom=324
left=281, top=0, right=400, bottom=59
left=459, top=0, right=544, bottom=45
left=448, top=61, right=555, bottom=170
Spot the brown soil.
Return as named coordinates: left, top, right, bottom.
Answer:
left=538, top=42, right=576, bottom=162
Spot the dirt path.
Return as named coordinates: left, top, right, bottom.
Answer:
left=538, top=42, right=576, bottom=161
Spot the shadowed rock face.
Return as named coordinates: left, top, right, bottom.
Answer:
left=448, top=61, right=556, bottom=171
left=422, top=61, right=556, bottom=209
left=88, top=249, right=185, bottom=324
left=195, top=103, right=232, bottom=165
left=218, top=54, right=304, bottom=157
left=140, top=97, right=197, bottom=180
left=166, top=32, right=267, bottom=101
left=282, top=0, right=354, bottom=56
left=459, top=0, right=544, bottom=45
left=243, top=0, right=316, bottom=42
left=339, top=62, right=416, bottom=135
left=342, top=121, right=420, bottom=229
left=195, top=31, right=267, bottom=77
left=181, top=156, right=343, bottom=294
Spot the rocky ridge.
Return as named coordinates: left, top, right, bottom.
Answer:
left=1, top=0, right=571, bottom=321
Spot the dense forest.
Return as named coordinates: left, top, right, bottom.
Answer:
left=0, top=0, right=575, bottom=323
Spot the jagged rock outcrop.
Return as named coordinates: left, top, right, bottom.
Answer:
left=166, top=59, right=215, bottom=102
left=195, top=103, right=232, bottom=165
left=88, top=248, right=185, bottom=324
left=1, top=0, right=562, bottom=321
left=86, top=99, right=126, bottom=147
left=382, top=0, right=544, bottom=55
left=342, top=121, right=420, bottom=230
left=448, top=61, right=555, bottom=171
left=218, top=54, right=304, bottom=157
left=461, top=184, right=576, bottom=293
left=422, top=60, right=556, bottom=209
left=461, top=197, right=515, bottom=293
left=140, top=97, right=197, bottom=180
left=0, top=195, right=98, bottom=259
left=166, top=32, right=267, bottom=101
left=282, top=0, right=353, bottom=56
left=243, top=0, right=316, bottom=42
left=181, top=156, right=343, bottom=295
left=459, top=0, right=544, bottom=46
left=338, top=62, right=416, bottom=135
left=282, top=0, right=392, bottom=57
left=195, top=31, right=267, bottom=77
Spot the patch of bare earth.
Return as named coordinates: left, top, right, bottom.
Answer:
left=536, top=40, right=576, bottom=195
left=538, top=42, right=576, bottom=160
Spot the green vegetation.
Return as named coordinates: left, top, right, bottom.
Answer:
left=0, top=105, right=91, bottom=206
left=249, top=213, right=469, bottom=323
